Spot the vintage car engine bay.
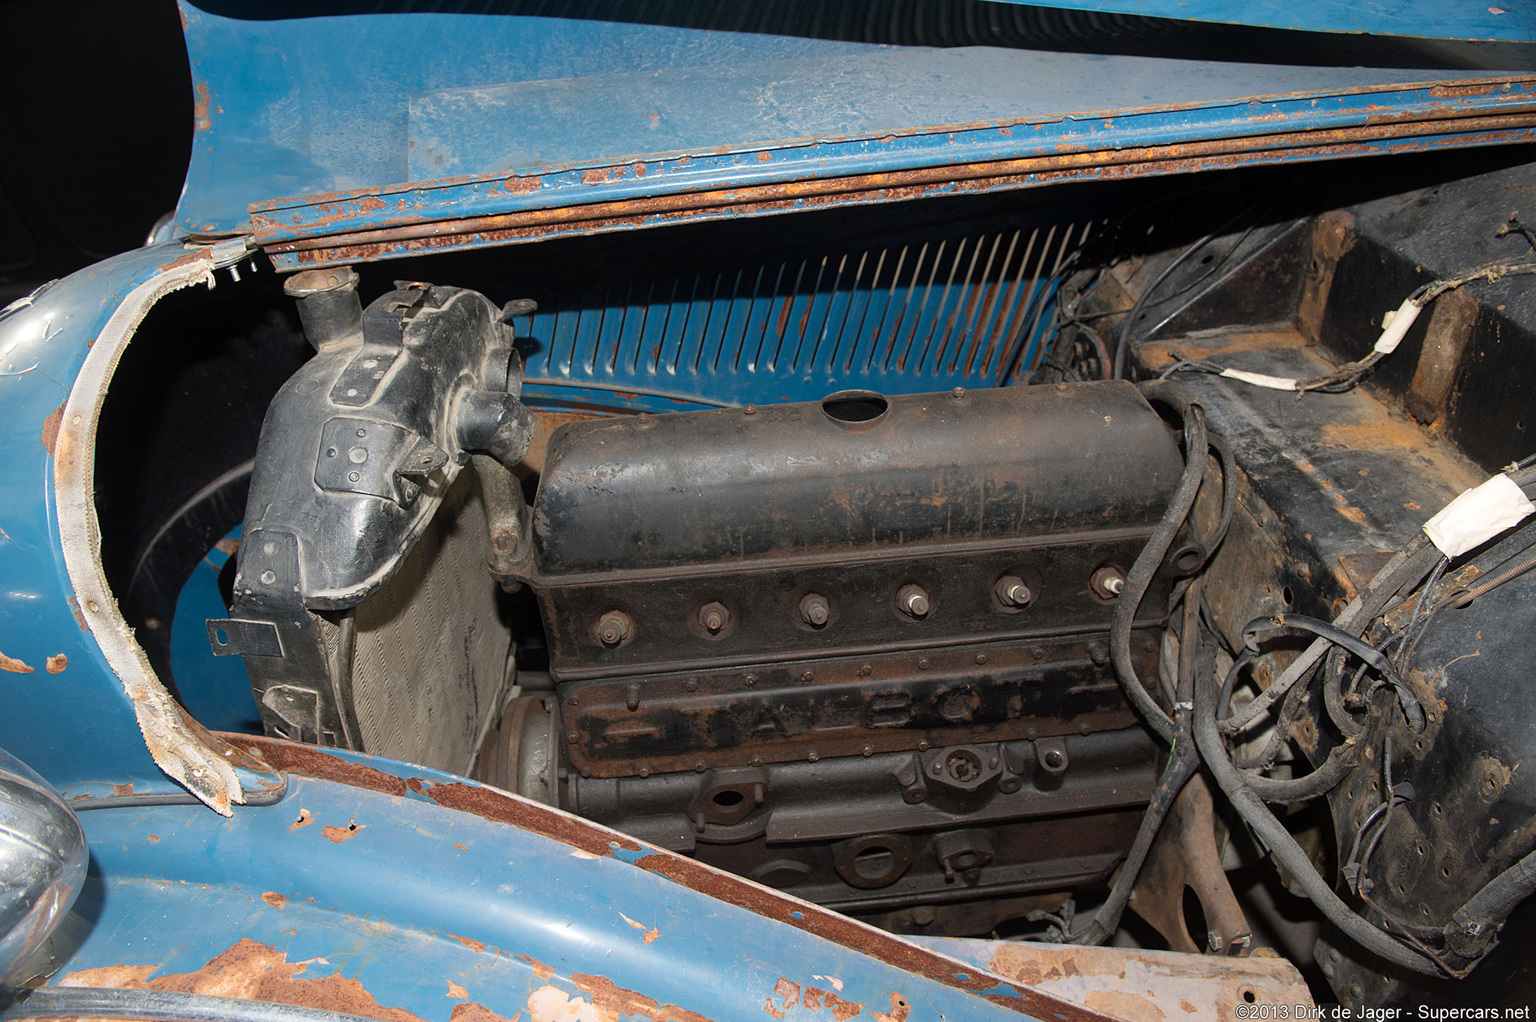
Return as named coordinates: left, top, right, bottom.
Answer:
left=75, top=137, right=1536, bottom=1010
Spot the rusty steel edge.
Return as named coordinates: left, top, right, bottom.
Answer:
left=257, top=113, right=1536, bottom=269
left=219, top=733, right=1119, bottom=1022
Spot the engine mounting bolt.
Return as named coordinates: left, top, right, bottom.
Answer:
left=634, top=412, right=652, bottom=429
left=899, top=585, right=931, bottom=617
left=1054, top=382, right=1070, bottom=394
left=995, top=575, right=1032, bottom=607
left=743, top=404, right=757, bottom=416
left=597, top=610, right=632, bottom=647
left=744, top=673, right=757, bottom=686
left=695, top=760, right=706, bottom=772
left=801, top=670, right=815, bottom=682
left=917, top=658, right=930, bottom=670
left=975, top=653, right=987, bottom=665
left=638, top=766, right=650, bottom=778
left=863, top=746, right=873, bottom=757
left=567, top=731, right=578, bottom=742
left=685, top=679, right=699, bottom=692
left=808, top=752, right=820, bottom=763
left=951, top=387, right=966, bottom=399
left=1030, top=646, right=1045, bottom=660
left=799, top=592, right=831, bottom=627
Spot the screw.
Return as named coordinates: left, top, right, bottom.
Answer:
left=635, top=412, right=652, bottom=429
left=975, top=653, right=988, bottom=665
left=898, top=584, right=931, bottom=617
left=597, top=611, right=631, bottom=647
left=951, top=387, right=966, bottom=399
left=743, top=404, right=757, bottom=416
left=799, top=593, right=830, bottom=627
left=995, top=575, right=1032, bottom=607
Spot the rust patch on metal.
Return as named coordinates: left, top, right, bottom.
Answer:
left=565, top=973, right=714, bottom=1022
left=1407, top=287, right=1479, bottom=425
left=225, top=735, right=409, bottom=796
left=984, top=941, right=1312, bottom=1022
left=765, top=978, right=799, bottom=1019
left=582, top=167, right=619, bottom=185
left=111, top=782, right=134, bottom=797
left=262, top=892, right=288, bottom=910
left=516, top=955, right=556, bottom=980
left=62, top=939, right=425, bottom=1022
left=1083, top=990, right=1162, bottom=1022
left=322, top=822, right=363, bottom=843
left=40, top=403, right=65, bottom=456
left=215, top=537, right=241, bottom=555
left=447, top=981, right=469, bottom=999
left=448, top=933, right=485, bottom=953
left=423, top=780, right=639, bottom=858
left=1319, top=418, right=1432, bottom=451
left=355, top=196, right=388, bottom=215
left=290, top=808, right=314, bottom=831
left=1297, top=211, right=1356, bottom=342
left=451, top=1005, right=515, bottom=1022
left=0, top=652, right=34, bottom=674
left=45, top=654, right=68, bottom=674
left=871, top=992, right=911, bottom=1022
left=67, top=596, right=90, bottom=632
left=503, top=176, right=543, bottom=195
left=193, top=82, right=211, bottom=131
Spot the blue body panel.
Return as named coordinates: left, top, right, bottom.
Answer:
left=999, top=0, right=1536, bottom=41
left=0, top=247, right=197, bottom=797
left=177, top=4, right=1536, bottom=245
left=59, top=755, right=1058, bottom=1020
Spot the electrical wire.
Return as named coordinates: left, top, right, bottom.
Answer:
left=1192, top=641, right=1446, bottom=976
left=1109, top=384, right=1209, bottom=743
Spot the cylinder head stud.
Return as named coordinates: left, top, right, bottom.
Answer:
left=995, top=575, right=1032, bottom=608
left=799, top=592, right=831, bottom=627
left=698, top=601, right=730, bottom=635
left=597, top=610, right=632, bottom=647
left=1091, top=565, right=1129, bottom=599
left=898, top=584, right=931, bottom=618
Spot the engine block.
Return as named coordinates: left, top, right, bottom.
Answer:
left=491, top=381, right=1194, bottom=924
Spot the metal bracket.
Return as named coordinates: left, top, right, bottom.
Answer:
left=206, top=619, right=283, bottom=658
left=314, top=417, right=448, bottom=506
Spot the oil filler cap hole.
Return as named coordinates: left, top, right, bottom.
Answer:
left=822, top=390, right=889, bottom=428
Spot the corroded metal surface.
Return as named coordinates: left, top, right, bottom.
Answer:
left=260, top=113, right=1536, bottom=269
